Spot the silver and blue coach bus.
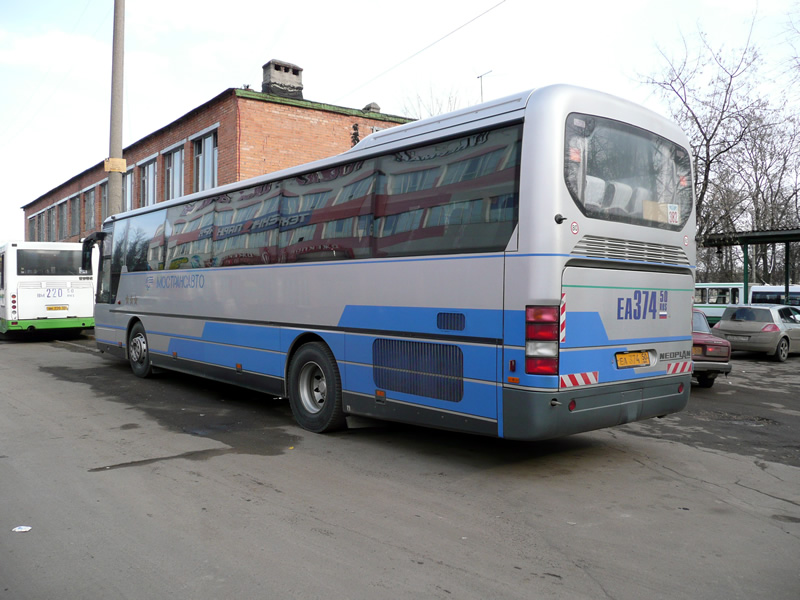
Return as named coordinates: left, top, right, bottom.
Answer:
left=82, top=84, right=696, bottom=440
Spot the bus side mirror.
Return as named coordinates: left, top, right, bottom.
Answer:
left=81, top=231, right=107, bottom=271
left=81, top=246, right=93, bottom=272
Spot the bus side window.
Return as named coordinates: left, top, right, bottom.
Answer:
left=710, top=287, right=729, bottom=304
left=732, top=289, right=739, bottom=304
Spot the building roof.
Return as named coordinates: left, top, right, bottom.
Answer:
left=234, top=89, right=409, bottom=123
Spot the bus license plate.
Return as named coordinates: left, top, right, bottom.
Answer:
left=46, top=305, right=68, bottom=311
left=615, top=351, right=650, bottom=368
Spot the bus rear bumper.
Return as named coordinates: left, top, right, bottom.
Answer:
left=501, top=375, right=690, bottom=441
left=1, top=317, right=95, bottom=333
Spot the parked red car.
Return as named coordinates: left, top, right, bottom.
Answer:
left=692, top=309, right=732, bottom=387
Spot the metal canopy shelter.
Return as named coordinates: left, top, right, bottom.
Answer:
left=701, top=228, right=800, bottom=302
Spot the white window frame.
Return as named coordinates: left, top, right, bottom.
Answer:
left=163, top=144, right=185, bottom=201
left=100, top=180, right=109, bottom=221
left=122, top=167, right=134, bottom=213
left=192, top=128, right=219, bottom=193
left=139, top=156, right=158, bottom=208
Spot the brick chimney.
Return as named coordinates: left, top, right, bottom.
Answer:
left=262, top=60, right=303, bottom=99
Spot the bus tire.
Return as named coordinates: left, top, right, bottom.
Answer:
left=287, top=342, right=346, bottom=433
left=773, top=337, right=790, bottom=362
left=128, top=322, right=153, bottom=378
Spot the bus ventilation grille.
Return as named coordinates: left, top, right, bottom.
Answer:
left=436, top=312, right=466, bottom=331
left=372, top=339, right=464, bottom=402
left=572, top=236, right=691, bottom=266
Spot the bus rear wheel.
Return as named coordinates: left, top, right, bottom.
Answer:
left=128, top=322, right=153, bottom=378
left=287, top=342, right=346, bottom=433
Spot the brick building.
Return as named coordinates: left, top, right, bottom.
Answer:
left=22, top=60, right=410, bottom=242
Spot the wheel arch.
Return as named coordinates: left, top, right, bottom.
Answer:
left=125, top=317, right=144, bottom=359
left=283, top=332, right=330, bottom=396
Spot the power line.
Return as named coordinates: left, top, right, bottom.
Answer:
left=335, top=0, right=507, bottom=103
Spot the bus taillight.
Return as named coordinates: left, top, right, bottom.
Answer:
left=525, top=305, right=559, bottom=375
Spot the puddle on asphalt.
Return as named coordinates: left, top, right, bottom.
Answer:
left=39, top=365, right=302, bottom=462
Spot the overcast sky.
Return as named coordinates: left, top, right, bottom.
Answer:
left=0, top=0, right=795, bottom=240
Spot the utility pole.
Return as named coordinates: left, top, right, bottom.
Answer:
left=105, top=0, right=125, bottom=218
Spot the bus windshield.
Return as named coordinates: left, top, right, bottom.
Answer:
left=16, top=249, right=89, bottom=276
left=564, top=113, right=693, bottom=230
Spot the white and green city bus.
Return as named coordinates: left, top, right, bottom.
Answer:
left=694, top=282, right=800, bottom=324
left=0, top=241, right=95, bottom=335
left=82, top=85, right=696, bottom=439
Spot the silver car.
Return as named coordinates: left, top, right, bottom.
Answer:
left=713, top=304, right=800, bottom=362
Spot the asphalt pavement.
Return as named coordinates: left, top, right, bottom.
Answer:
left=1, top=332, right=798, bottom=599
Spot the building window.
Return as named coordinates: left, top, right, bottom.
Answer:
left=37, top=214, right=45, bottom=241
left=194, top=131, right=218, bottom=192
left=27, top=218, right=35, bottom=241
left=164, top=147, right=184, bottom=201
left=70, top=196, right=80, bottom=236
left=140, top=160, right=157, bottom=207
left=122, top=170, right=133, bottom=212
left=48, top=207, right=56, bottom=241
left=84, top=189, right=96, bottom=232
left=58, top=203, right=67, bottom=240
left=101, top=182, right=109, bottom=221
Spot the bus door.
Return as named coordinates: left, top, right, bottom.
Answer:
left=559, top=266, right=694, bottom=388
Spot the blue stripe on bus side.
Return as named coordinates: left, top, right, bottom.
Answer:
left=157, top=336, right=284, bottom=378
left=149, top=324, right=345, bottom=381
left=202, top=321, right=281, bottom=350
left=338, top=305, right=503, bottom=339
left=136, top=316, right=500, bottom=419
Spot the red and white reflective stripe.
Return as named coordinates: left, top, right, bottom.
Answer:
left=559, top=371, right=599, bottom=388
left=667, top=361, right=692, bottom=374
left=559, top=292, right=566, bottom=343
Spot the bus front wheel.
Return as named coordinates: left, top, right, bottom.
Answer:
left=287, top=342, right=346, bottom=433
left=128, top=322, right=153, bottom=378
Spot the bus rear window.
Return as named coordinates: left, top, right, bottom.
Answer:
left=564, top=113, right=693, bottom=230
left=16, top=249, right=89, bottom=276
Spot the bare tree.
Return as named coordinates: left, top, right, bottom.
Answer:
left=402, top=86, right=463, bottom=120
left=646, top=27, right=769, bottom=244
left=787, top=2, right=800, bottom=80
left=730, top=113, right=800, bottom=282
